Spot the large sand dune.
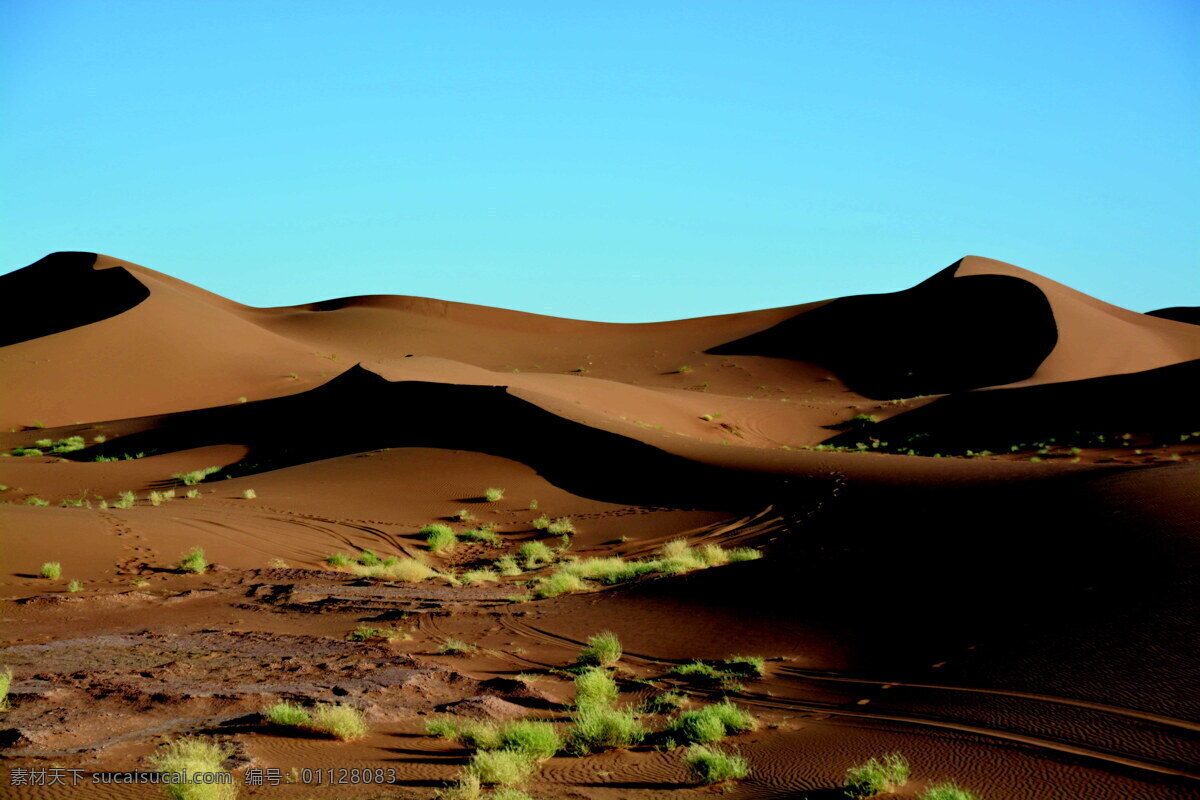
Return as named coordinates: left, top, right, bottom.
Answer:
left=2, top=253, right=1198, bottom=800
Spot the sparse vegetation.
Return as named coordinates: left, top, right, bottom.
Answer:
left=496, top=719, right=563, bottom=761
left=185, top=489, right=200, bottom=499
left=518, top=540, right=555, bottom=568
left=456, top=508, right=477, bottom=522
left=844, top=752, right=910, bottom=797
left=423, top=523, right=458, bottom=553
left=265, top=700, right=312, bottom=727
left=484, top=487, right=505, bottom=502
left=67, top=579, right=83, bottom=593
left=919, top=783, right=980, bottom=800
left=683, top=744, right=749, bottom=784
left=39, top=562, right=62, bottom=579
left=528, top=499, right=538, bottom=510
left=353, top=559, right=437, bottom=582
left=241, top=488, right=257, bottom=500
left=149, top=491, right=165, bottom=506
left=546, top=517, right=575, bottom=535
left=461, top=569, right=499, bottom=585
left=0, top=666, right=12, bottom=711
left=568, top=705, right=645, bottom=753
left=643, top=691, right=688, bottom=714
left=113, top=491, right=135, bottom=509
left=577, top=631, right=622, bottom=668
left=666, top=700, right=757, bottom=745
left=172, top=466, right=221, bottom=486
left=348, top=625, right=411, bottom=642
left=466, top=750, right=536, bottom=786
left=531, top=514, right=551, bottom=530
left=532, top=570, right=586, bottom=598
left=309, top=703, right=369, bottom=740
left=326, top=552, right=354, bottom=568
left=573, top=667, right=619, bottom=710
left=438, top=638, right=477, bottom=655
left=675, top=365, right=693, bottom=373
left=148, top=737, right=237, bottom=800
left=460, top=526, right=502, bottom=545
left=25, top=497, right=49, bottom=506
left=179, top=547, right=207, bottom=574
left=495, top=555, right=522, bottom=576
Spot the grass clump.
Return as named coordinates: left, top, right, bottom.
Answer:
left=573, top=667, right=619, bottom=710
left=456, top=508, right=476, bottom=522
left=495, top=555, right=522, bottom=576
left=438, top=638, right=477, bottom=655
left=919, top=783, right=979, bottom=800
left=172, top=466, right=221, bottom=486
left=725, top=547, right=762, bottom=563
left=669, top=661, right=725, bottom=685
left=39, top=562, right=62, bottom=580
left=149, top=491, right=165, bottom=506
left=67, top=579, right=84, bottom=593
left=423, top=523, right=458, bottom=553
left=306, top=703, right=369, bottom=740
left=0, top=666, right=11, bottom=711
left=241, top=488, right=257, bottom=499
left=666, top=700, right=757, bottom=745
left=466, top=750, right=535, bottom=785
left=113, top=491, right=135, bottom=509
left=721, top=655, right=765, bottom=678
left=185, top=489, right=200, bottom=499
left=844, top=752, right=910, bottom=797
left=484, top=487, right=506, bottom=502
left=265, top=700, right=312, bottom=727
left=577, top=631, right=622, bottom=668
left=531, top=514, right=551, bottom=530
left=326, top=552, right=354, bottom=568
left=148, top=737, right=236, bottom=800
left=348, top=625, right=411, bottom=642
left=643, top=691, right=688, bottom=714
left=546, top=517, right=575, bottom=535
left=353, top=559, right=437, bottom=582
left=568, top=705, right=645, bottom=753
left=460, top=526, right=502, bottom=545
left=179, top=547, right=207, bottom=574
left=25, top=497, right=49, bottom=506
left=683, top=744, right=749, bottom=784
left=532, top=570, right=586, bottom=599
left=497, top=719, right=563, bottom=761
left=461, top=569, right=499, bottom=585
left=518, top=540, right=555, bottom=568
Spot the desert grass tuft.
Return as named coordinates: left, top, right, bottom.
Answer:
left=39, top=562, right=62, bottom=580
left=666, top=700, right=757, bottom=744
left=178, top=547, right=207, bottom=574
left=495, top=555, right=522, bottom=576
left=531, top=514, right=551, bottom=530
left=351, top=559, right=437, bottom=582
left=438, top=638, right=477, bottom=655
left=577, top=631, right=622, bottom=668
left=326, top=552, right=354, bottom=568
left=148, top=737, right=236, bottom=800
left=484, top=487, right=506, bottom=502
left=497, top=719, right=563, bottom=761
left=172, top=466, right=221, bottom=486
left=546, top=517, right=575, bottom=535
left=0, top=666, right=12, bottom=711
left=456, top=508, right=477, bottom=522
left=518, top=540, right=555, bottom=568
left=241, top=488, right=257, bottom=500
left=264, top=700, right=312, bottom=727
left=683, top=744, right=749, bottom=784
left=567, top=705, right=645, bottom=753
left=532, top=570, right=586, bottom=598
left=348, top=625, right=411, bottom=642
left=113, top=491, right=135, bottom=509
left=844, top=752, right=910, bottom=797
left=67, top=580, right=83, bottom=593
left=919, top=783, right=980, bottom=800
left=25, top=497, right=49, bottom=506
left=573, top=667, right=619, bottom=710
left=309, top=704, right=369, bottom=740
left=465, top=750, right=535, bottom=785
left=461, top=569, right=499, bottom=585
left=423, top=523, right=458, bottom=553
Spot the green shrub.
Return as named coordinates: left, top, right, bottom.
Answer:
left=310, top=704, right=368, bottom=740
left=456, top=508, right=476, bottom=522
left=0, top=666, right=12, bottom=711
left=148, top=491, right=165, bottom=507
left=185, top=489, right=200, bottom=499
left=643, top=691, right=688, bottom=714
left=67, top=580, right=83, bottom=593
left=721, top=655, right=765, bottom=678
left=39, top=562, right=62, bottom=580
left=709, top=699, right=758, bottom=733
left=148, top=737, right=236, bottom=800
left=113, top=491, right=135, bottom=509
left=348, top=625, right=410, bottom=642
left=528, top=499, right=539, bottom=510
left=667, top=700, right=757, bottom=744
left=518, top=541, right=555, bottom=568
left=12, top=447, right=44, bottom=457
left=437, top=773, right=482, bottom=800
left=351, top=559, right=436, bottom=582
left=25, top=497, right=49, bottom=506
left=531, top=514, right=551, bottom=530
left=546, top=517, right=575, bottom=535
left=669, top=661, right=725, bottom=685
left=460, top=527, right=502, bottom=545
left=358, top=549, right=383, bottom=566
left=725, top=547, right=762, bottom=563
left=532, top=570, right=586, bottom=598
left=919, top=783, right=979, bottom=800
left=423, top=523, right=458, bottom=553
left=461, top=569, right=498, bottom=585
left=466, top=750, right=535, bottom=785
left=496, top=556, right=522, bottom=576
left=179, top=547, right=207, bottom=574
left=484, top=487, right=505, bottom=502
left=683, top=744, right=749, bottom=784
left=172, top=467, right=221, bottom=486
left=675, top=365, right=693, bottom=374
left=491, top=789, right=536, bottom=800
left=497, top=719, right=562, bottom=761
left=265, top=700, right=312, bottom=727
left=574, top=667, right=618, bottom=709
left=577, top=631, right=622, bottom=668
left=439, top=638, right=477, bottom=655
left=568, top=705, right=645, bottom=753
left=844, top=752, right=910, bottom=796
left=327, top=552, right=354, bottom=568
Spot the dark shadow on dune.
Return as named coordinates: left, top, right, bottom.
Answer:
left=823, top=359, right=1200, bottom=453
left=1147, top=307, right=1200, bottom=326
left=75, top=366, right=824, bottom=510
left=0, top=252, right=150, bottom=346
left=709, top=260, right=1057, bottom=399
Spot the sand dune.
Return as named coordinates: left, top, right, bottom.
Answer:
left=2, top=252, right=1198, bottom=800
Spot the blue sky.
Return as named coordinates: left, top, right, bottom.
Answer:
left=2, top=0, right=1196, bottom=321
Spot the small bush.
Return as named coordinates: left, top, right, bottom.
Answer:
left=352, top=559, right=437, bottom=582
left=67, top=580, right=83, bottom=593
left=148, top=491, right=165, bottom=506
left=667, top=700, right=757, bottom=744
left=439, top=638, right=477, bottom=655
left=39, top=562, right=62, bottom=580
left=348, top=625, right=411, bottom=642
left=531, top=514, right=551, bottom=530
left=113, top=491, right=135, bottom=509
left=310, top=704, right=368, bottom=740
left=25, top=497, right=49, bottom=506
left=518, top=541, right=555, bottom=568
left=460, top=527, right=502, bottom=546
left=173, top=467, right=221, bottom=486
left=437, top=773, right=482, bottom=800
left=496, top=556, right=522, bottom=576
left=466, top=750, right=535, bottom=785
left=327, top=552, right=354, bottom=568
left=179, top=547, right=207, bottom=574
left=423, top=523, right=458, bottom=553
left=568, top=705, right=645, bottom=753
left=844, top=752, right=910, bottom=797
left=709, top=699, right=758, bottom=733
left=920, top=783, right=980, bottom=800
left=241, top=488, right=257, bottom=500
left=185, top=489, right=200, bottom=499
left=265, top=700, right=312, bottom=727
left=669, top=661, right=725, bottom=685
left=461, top=569, right=498, bottom=585
left=358, top=549, right=383, bottom=566
left=533, top=570, right=586, bottom=598
left=574, top=667, right=618, bottom=709
left=546, top=517, right=575, bottom=535
left=0, top=666, right=13, bottom=711
left=528, top=499, right=539, bottom=510
left=497, top=719, right=562, bottom=761
left=725, top=547, right=762, bottom=563
left=643, top=691, right=688, bottom=714
left=491, top=789, right=536, bottom=800
left=683, top=744, right=749, bottom=784
left=148, top=737, right=236, bottom=800
left=577, top=631, right=622, bottom=668
left=484, top=487, right=505, bottom=502
left=675, top=365, right=693, bottom=373
left=722, top=655, right=765, bottom=678
left=456, top=509, right=476, bottom=522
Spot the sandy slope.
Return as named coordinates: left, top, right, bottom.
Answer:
left=2, top=252, right=1198, bottom=800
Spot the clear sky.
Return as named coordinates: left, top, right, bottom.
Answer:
left=2, top=0, right=1196, bottom=321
